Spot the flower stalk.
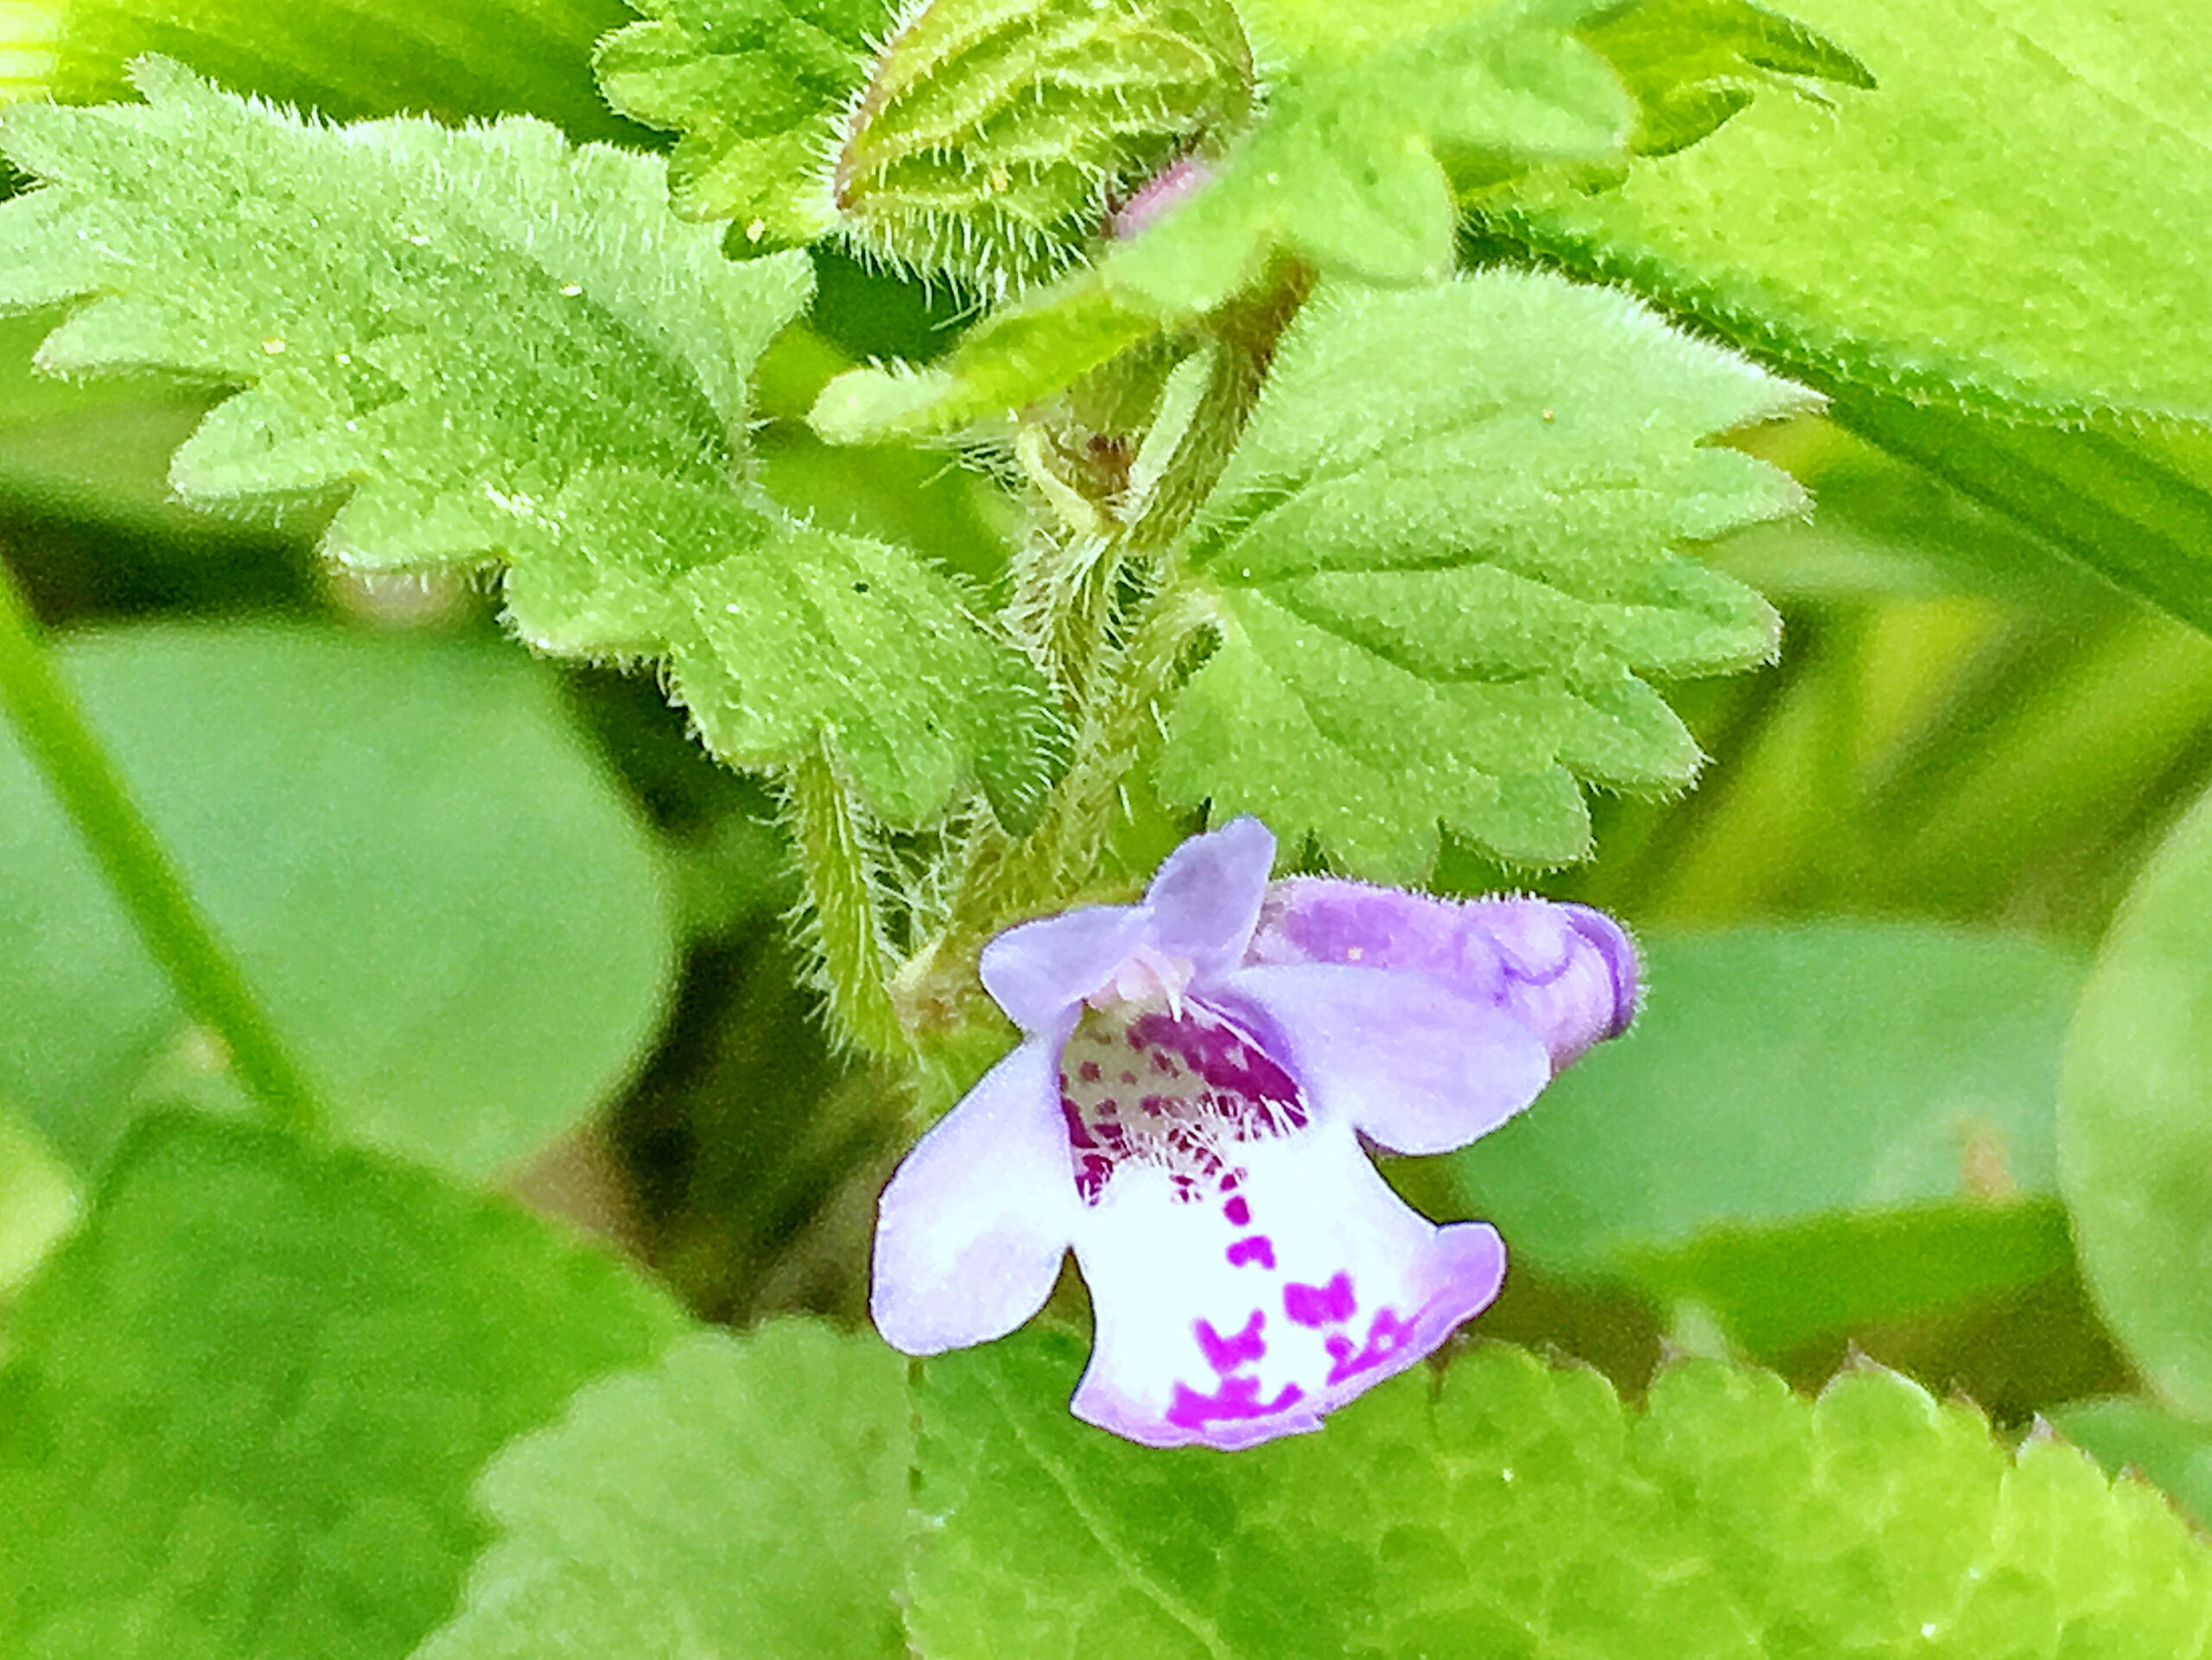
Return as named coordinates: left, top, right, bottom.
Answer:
left=0, top=557, right=327, bottom=1140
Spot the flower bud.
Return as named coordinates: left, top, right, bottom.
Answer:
left=833, top=0, right=1253, bottom=291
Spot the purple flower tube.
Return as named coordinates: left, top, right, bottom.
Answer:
left=870, top=817, right=1637, bottom=1450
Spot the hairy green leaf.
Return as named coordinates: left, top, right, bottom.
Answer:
left=1451, top=924, right=2086, bottom=1352
left=0, top=1115, right=686, bottom=1660
left=0, top=622, right=674, bottom=1180
left=596, top=0, right=890, bottom=243
left=414, top=1326, right=910, bottom=1660
left=0, top=0, right=640, bottom=138
left=2059, top=1397, right=2212, bottom=1534
left=914, top=1332, right=2212, bottom=1657
left=0, top=63, right=1051, bottom=821
left=833, top=0, right=1255, bottom=290
left=1154, top=271, right=1807, bottom=876
left=2062, top=780, right=2212, bottom=1421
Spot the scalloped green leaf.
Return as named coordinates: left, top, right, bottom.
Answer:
left=0, top=1115, right=687, bottom=1660
left=913, top=1332, right=2212, bottom=1657
left=1154, top=270, right=1808, bottom=877
left=0, top=62, right=1052, bottom=823
left=0, top=0, right=639, bottom=138
left=413, top=1326, right=911, bottom=1660
left=2061, top=779, right=2212, bottom=1421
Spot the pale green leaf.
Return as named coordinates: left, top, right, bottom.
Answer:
left=0, top=0, right=640, bottom=138
left=2061, top=780, right=2212, bottom=1420
left=1154, top=270, right=1807, bottom=877
left=0, top=1114, right=687, bottom=1660
left=2059, top=1397, right=2212, bottom=1534
left=0, top=622, right=673, bottom=1180
left=0, top=63, right=1052, bottom=820
left=913, top=1332, right=2212, bottom=1657
left=413, top=1326, right=910, bottom=1660
left=1451, top=924, right=2086, bottom=1352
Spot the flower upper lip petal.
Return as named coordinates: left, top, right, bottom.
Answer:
left=1140, top=814, right=1277, bottom=976
left=981, top=906, right=1153, bottom=1033
left=978, top=816, right=1277, bottom=1032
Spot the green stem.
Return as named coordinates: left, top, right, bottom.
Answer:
left=940, top=268, right=1313, bottom=954
left=786, top=741, right=908, bottom=1059
left=0, top=559, right=326, bottom=1137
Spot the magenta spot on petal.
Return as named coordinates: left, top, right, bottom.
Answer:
left=1224, top=1196, right=1251, bottom=1227
left=1078, top=1059, right=1102, bottom=1083
left=1325, top=1307, right=1416, bottom=1385
left=1225, top=1235, right=1275, bottom=1269
left=1166, top=1375, right=1306, bottom=1431
left=1119, top=1071, right=1136, bottom=1085
left=1283, top=1273, right=1357, bottom=1328
left=1194, top=1309, right=1266, bottom=1374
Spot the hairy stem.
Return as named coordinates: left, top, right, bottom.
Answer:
left=786, top=741, right=908, bottom=1059
left=0, top=557, right=327, bottom=1138
left=927, top=262, right=1314, bottom=996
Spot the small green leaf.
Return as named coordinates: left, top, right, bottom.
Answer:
left=1451, top=924, right=2084, bottom=1351
left=0, top=1114, right=686, bottom=1660
left=4, top=0, right=641, bottom=139
left=0, top=63, right=1052, bottom=820
left=1155, top=271, right=1806, bottom=877
left=2062, top=780, right=2212, bottom=1421
left=913, top=1332, right=2212, bottom=1657
left=1579, top=0, right=1875, bottom=159
left=808, top=275, right=1166, bottom=442
left=413, top=1326, right=911, bottom=1660
left=0, top=622, right=673, bottom=1180
left=596, top=0, right=891, bottom=242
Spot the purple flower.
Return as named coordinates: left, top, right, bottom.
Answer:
left=870, top=817, right=1637, bottom=1450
